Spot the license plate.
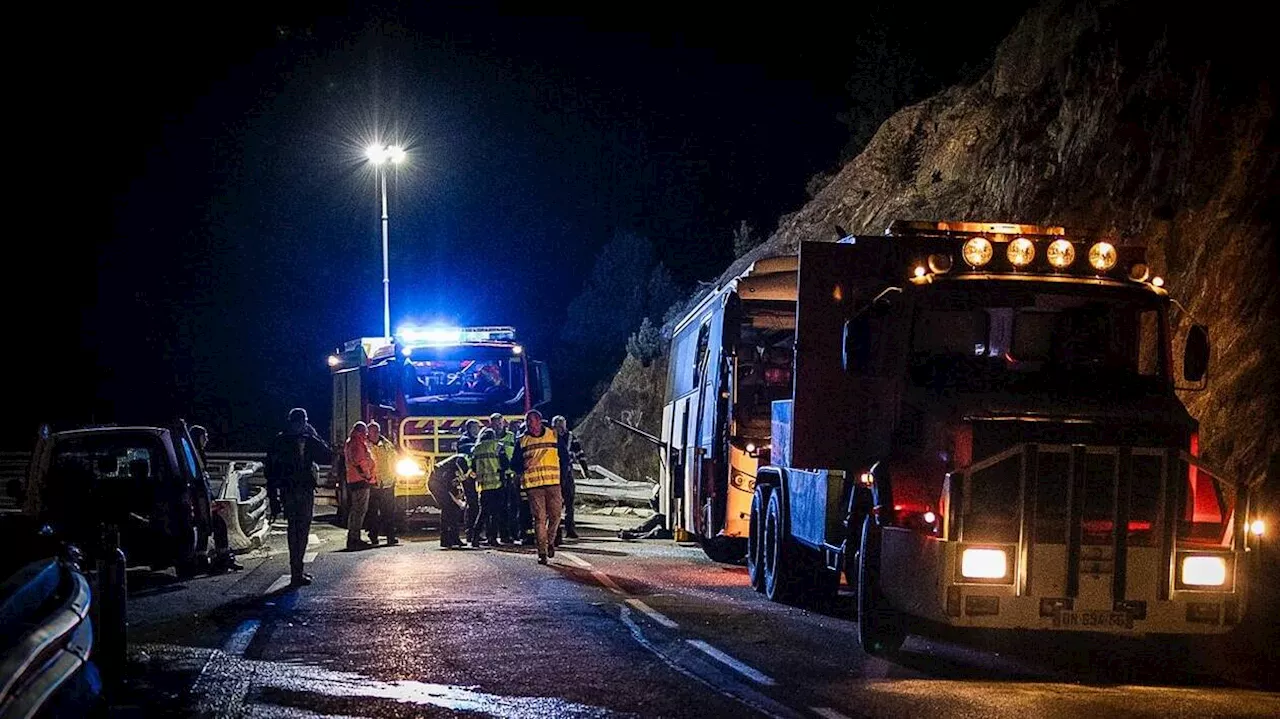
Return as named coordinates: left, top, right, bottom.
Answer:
left=1053, top=610, right=1134, bottom=630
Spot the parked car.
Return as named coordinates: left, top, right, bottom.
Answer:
left=8, top=422, right=210, bottom=575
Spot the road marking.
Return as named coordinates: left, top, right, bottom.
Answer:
left=686, top=639, right=776, bottom=686
left=559, top=551, right=593, bottom=569
left=308, top=533, right=320, bottom=546
left=264, top=573, right=291, bottom=595
left=625, top=598, right=679, bottom=629
left=223, top=619, right=261, bottom=657
left=811, top=708, right=853, bottom=719
left=591, top=570, right=627, bottom=595
left=303, top=551, right=317, bottom=564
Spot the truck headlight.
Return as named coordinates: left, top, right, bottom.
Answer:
left=961, top=548, right=1008, bottom=579
left=1180, top=555, right=1227, bottom=587
left=396, top=457, right=426, bottom=477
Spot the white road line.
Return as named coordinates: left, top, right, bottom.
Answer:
left=590, top=570, right=627, bottom=595
left=558, top=551, right=593, bottom=569
left=264, top=573, right=291, bottom=595
left=222, top=619, right=261, bottom=657
left=811, top=708, right=853, bottom=719
left=686, top=639, right=777, bottom=686
left=307, top=533, right=321, bottom=547
left=303, top=551, right=317, bottom=564
left=625, top=598, right=679, bottom=629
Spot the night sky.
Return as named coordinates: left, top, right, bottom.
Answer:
left=8, top=1, right=1029, bottom=450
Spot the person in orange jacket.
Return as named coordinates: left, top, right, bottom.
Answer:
left=344, top=421, right=376, bottom=550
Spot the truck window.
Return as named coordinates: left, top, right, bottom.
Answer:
left=1180, top=463, right=1235, bottom=548
left=909, top=286, right=1168, bottom=397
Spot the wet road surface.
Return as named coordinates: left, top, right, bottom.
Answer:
left=115, top=515, right=1279, bottom=718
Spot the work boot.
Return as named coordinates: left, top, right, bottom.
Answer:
left=347, top=539, right=371, bottom=551
left=369, top=535, right=380, bottom=546
left=290, top=574, right=313, bottom=587
left=548, top=543, right=556, bottom=559
left=538, top=554, right=548, bottom=565
left=386, top=537, right=400, bottom=546
left=565, top=529, right=579, bottom=539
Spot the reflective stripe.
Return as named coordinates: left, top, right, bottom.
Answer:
left=519, top=428, right=560, bottom=489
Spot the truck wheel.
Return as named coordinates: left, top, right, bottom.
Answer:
left=764, top=490, right=804, bottom=603
left=746, top=486, right=770, bottom=592
left=857, top=516, right=905, bottom=655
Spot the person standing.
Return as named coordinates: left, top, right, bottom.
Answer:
left=343, top=422, right=375, bottom=550
left=511, top=410, right=561, bottom=564
left=457, top=419, right=482, bottom=544
left=190, top=425, right=243, bottom=572
left=470, top=427, right=508, bottom=547
left=265, top=408, right=331, bottom=587
left=366, top=421, right=399, bottom=546
left=489, top=413, right=518, bottom=544
left=551, top=415, right=580, bottom=542
left=428, top=454, right=470, bottom=548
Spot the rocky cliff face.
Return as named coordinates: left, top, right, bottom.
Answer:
left=582, top=0, right=1278, bottom=511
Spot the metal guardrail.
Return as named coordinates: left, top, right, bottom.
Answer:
left=0, top=557, right=98, bottom=719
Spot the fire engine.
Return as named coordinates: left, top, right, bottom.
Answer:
left=327, top=326, right=551, bottom=520
left=659, top=221, right=1263, bottom=651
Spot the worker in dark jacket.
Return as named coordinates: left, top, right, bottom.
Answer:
left=457, top=419, right=482, bottom=544
left=265, top=408, right=332, bottom=587
left=428, top=454, right=470, bottom=548
left=551, top=415, right=580, bottom=543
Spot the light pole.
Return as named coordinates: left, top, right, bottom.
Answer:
left=364, top=143, right=407, bottom=340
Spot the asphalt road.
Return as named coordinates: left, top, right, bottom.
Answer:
left=111, top=513, right=1280, bottom=718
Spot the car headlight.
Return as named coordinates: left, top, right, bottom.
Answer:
left=961, top=548, right=1008, bottom=579
left=1006, top=238, right=1036, bottom=267
left=1180, top=555, right=1227, bottom=587
left=395, top=457, right=426, bottom=477
left=1046, top=239, right=1076, bottom=269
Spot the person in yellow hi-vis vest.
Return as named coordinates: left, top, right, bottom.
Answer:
left=511, top=409, right=561, bottom=564
left=470, top=427, right=509, bottom=547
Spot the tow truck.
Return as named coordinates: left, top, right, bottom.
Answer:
left=658, top=221, right=1263, bottom=651
left=327, top=326, right=551, bottom=521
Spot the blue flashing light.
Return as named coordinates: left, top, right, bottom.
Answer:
left=397, top=326, right=463, bottom=345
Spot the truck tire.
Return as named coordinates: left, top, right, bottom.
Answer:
left=701, top=536, right=746, bottom=564
left=764, top=490, right=805, bottom=603
left=746, top=485, right=770, bottom=592
left=857, top=516, right=906, bottom=655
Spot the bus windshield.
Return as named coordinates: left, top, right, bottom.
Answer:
left=908, top=283, right=1168, bottom=397
left=401, top=350, right=526, bottom=415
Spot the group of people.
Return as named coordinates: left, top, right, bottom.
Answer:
left=261, top=406, right=585, bottom=588
left=338, top=420, right=400, bottom=550
left=426, top=410, right=583, bottom=564
left=339, top=408, right=584, bottom=566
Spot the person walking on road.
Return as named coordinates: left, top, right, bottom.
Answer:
left=512, top=410, right=562, bottom=564
left=470, top=427, right=508, bottom=547
left=428, top=453, right=470, bottom=548
left=344, top=422, right=375, bottom=550
left=551, top=415, right=580, bottom=543
left=265, top=408, right=332, bottom=587
left=366, top=421, right=399, bottom=546
left=190, top=425, right=243, bottom=572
